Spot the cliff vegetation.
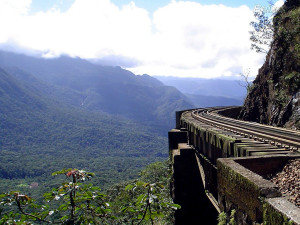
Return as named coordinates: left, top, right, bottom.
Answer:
left=240, top=0, right=300, bottom=130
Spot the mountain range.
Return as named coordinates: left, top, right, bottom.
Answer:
left=0, top=50, right=245, bottom=195
left=0, top=50, right=193, bottom=134
left=155, top=76, right=246, bottom=107
left=0, top=50, right=194, bottom=194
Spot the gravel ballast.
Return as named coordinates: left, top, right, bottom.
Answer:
left=270, top=159, right=300, bottom=208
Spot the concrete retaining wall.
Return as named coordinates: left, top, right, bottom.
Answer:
left=217, top=156, right=300, bottom=225
left=170, top=110, right=300, bottom=225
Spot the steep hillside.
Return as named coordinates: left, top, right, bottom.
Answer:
left=0, top=67, right=168, bottom=192
left=239, top=0, right=300, bottom=129
left=0, top=51, right=193, bottom=132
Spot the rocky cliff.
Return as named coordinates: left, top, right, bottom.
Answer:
left=239, top=0, right=300, bottom=129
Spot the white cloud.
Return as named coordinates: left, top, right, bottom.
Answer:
left=0, top=0, right=266, bottom=78
left=0, top=0, right=31, bottom=43
left=0, top=0, right=31, bottom=16
left=132, top=1, right=265, bottom=78
left=273, top=0, right=284, bottom=12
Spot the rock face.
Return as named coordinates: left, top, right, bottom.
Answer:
left=239, top=0, right=300, bottom=129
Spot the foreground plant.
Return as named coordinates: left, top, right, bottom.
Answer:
left=0, top=191, right=51, bottom=224
left=0, top=169, right=112, bottom=224
left=0, top=166, right=180, bottom=224
left=121, top=181, right=180, bottom=225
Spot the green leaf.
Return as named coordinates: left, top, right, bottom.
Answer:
left=125, top=184, right=134, bottom=191
left=57, top=203, right=68, bottom=211
left=0, top=194, right=7, bottom=198
left=60, top=215, right=69, bottom=221
left=87, top=172, right=95, bottom=177
left=170, top=203, right=181, bottom=209
left=136, top=181, right=145, bottom=187
left=152, top=211, right=164, bottom=218
left=136, top=194, right=146, bottom=205
left=157, top=183, right=164, bottom=189
left=52, top=168, right=72, bottom=176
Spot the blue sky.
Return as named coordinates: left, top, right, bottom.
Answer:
left=0, top=0, right=284, bottom=78
left=30, top=0, right=274, bottom=13
left=111, top=0, right=274, bottom=11
left=31, top=0, right=276, bottom=14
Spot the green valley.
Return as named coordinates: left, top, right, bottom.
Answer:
left=0, top=65, right=170, bottom=198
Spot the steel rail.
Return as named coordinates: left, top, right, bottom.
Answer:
left=189, top=108, right=300, bottom=150
left=210, top=108, right=300, bottom=140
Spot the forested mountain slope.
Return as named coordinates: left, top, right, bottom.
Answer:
left=0, top=51, right=193, bottom=133
left=239, top=0, right=300, bottom=129
left=0, top=67, right=168, bottom=193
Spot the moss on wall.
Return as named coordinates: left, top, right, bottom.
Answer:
left=217, top=160, right=262, bottom=222
left=263, top=201, right=294, bottom=225
left=181, top=116, right=238, bottom=159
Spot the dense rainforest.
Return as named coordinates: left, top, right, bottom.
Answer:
left=0, top=51, right=195, bottom=203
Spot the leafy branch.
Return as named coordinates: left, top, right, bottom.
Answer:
left=250, top=5, right=276, bottom=53
left=122, top=181, right=180, bottom=225
left=1, top=164, right=180, bottom=224
left=0, top=192, right=51, bottom=224
left=1, top=169, right=111, bottom=224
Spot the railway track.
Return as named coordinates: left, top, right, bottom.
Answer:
left=189, top=107, right=300, bottom=151
left=176, top=107, right=300, bottom=221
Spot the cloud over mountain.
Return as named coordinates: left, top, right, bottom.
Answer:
left=0, top=0, right=267, bottom=78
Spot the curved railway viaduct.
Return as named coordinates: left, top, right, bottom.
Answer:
left=169, top=107, right=300, bottom=225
